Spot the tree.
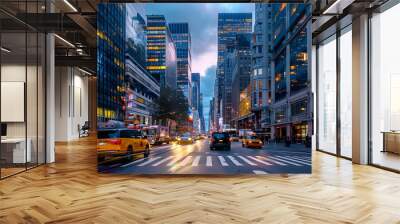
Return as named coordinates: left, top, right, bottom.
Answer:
left=154, top=86, right=189, bottom=126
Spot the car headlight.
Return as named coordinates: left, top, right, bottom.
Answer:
left=177, top=137, right=181, bottom=141
left=188, top=137, right=192, bottom=141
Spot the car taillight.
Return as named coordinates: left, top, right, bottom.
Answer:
left=107, top=139, right=122, bottom=145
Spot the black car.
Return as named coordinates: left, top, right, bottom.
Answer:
left=210, top=132, right=231, bottom=150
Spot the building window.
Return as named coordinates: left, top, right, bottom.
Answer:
left=317, top=35, right=337, bottom=154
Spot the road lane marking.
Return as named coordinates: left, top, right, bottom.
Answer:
left=270, top=156, right=302, bottom=166
left=237, top=156, right=257, bottom=166
left=179, top=156, right=192, bottom=166
left=253, top=170, right=268, bottom=174
left=256, top=156, right=287, bottom=166
left=276, top=156, right=311, bottom=165
left=192, top=156, right=201, bottom=167
left=291, top=156, right=311, bottom=162
left=120, top=158, right=146, bottom=167
left=137, top=156, right=162, bottom=166
left=218, top=156, right=229, bottom=166
left=206, top=156, right=212, bottom=167
left=152, top=156, right=174, bottom=166
left=247, top=156, right=272, bottom=165
left=227, top=156, right=243, bottom=166
left=167, top=156, right=184, bottom=166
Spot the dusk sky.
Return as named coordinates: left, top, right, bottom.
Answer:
left=141, top=3, right=255, bottom=131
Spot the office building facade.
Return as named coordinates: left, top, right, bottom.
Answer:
left=97, top=3, right=126, bottom=125
left=168, top=23, right=192, bottom=106
left=125, top=5, right=160, bottom=127
left=146, top=15, right=177, bottom=90
left=270, top=4, right=312, bottom=143
left=251, top=4, right=273, bottom=137
left=216, top=13, right=252, bottom=130
left=230, top=34, right=253, bottom=128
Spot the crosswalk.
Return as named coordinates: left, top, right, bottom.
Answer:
left=120, top=155, right=311, bottom=168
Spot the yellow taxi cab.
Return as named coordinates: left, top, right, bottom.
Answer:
left=97, top=129, right=150, bottom=162
left=242, top=135, right=263, bottom=149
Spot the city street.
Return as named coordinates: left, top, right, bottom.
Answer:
left=100, top=139, right=311, bottom=174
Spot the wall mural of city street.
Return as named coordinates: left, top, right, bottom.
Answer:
left=97, top=3, right=313, bottom=174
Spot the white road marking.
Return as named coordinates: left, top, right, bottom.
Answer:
left=270, top=156, right=302, bottom=166
left=218, top=156, right=229, bottom=166
left=206, top=156, right=212, bottom=167
left=137, top=156, right=162, bottom=166
left=253, top=170, right=268, bottom=174
left=257, top=156, right=287, bottom=166
left=192, top=156, right=201, bottom=166
left=179, top=156, right=193, bottom=166
left=291, top=156, right=311, bottom=162
left=247, top=156, right=272, bottom=165
left=276, top=156, right=311, bottom=165
left=227, top=156, right=243, bottom=166
left=120, top=158, right=146, bottom=167
left=237, top=156, right=257, bottom=166
left=167, top=156, right=184, bottom=166
left=152, top=156, right=174, bottom=166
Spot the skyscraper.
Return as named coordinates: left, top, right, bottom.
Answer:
left=270, top=4, right=312, bottom=142
left=169, top=23, right=192, bottom=106
left=191, top=73, right=200, bottom=110
left=251, top=3, right=273, bottom=137
left=97, top=4, right=126, bottom=124
left=216, top=13, right=252, bottom=129
left=125, top=5, right=160, bottom=126
left=146, top=15, right=177, bottom=90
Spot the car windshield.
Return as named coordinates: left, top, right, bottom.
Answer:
left=182, top=133, right=191, bottom=137
left=213, top=133, right=228, bottom=139
left=249, top=136, right=258, bottom=140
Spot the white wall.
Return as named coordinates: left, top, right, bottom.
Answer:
left=54, top=67, right=89, bottom=141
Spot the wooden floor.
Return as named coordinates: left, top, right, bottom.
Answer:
left=1, top=137, right=400, bottom=224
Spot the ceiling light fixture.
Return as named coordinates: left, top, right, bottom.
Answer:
left=1, top=47, right=11, bottom=53
left=54, top=34, right=75, bottom=48
left=63, top=0, right=78, bottom=12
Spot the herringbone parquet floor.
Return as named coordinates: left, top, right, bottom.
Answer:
left=1, top=137, right=400, bottom=224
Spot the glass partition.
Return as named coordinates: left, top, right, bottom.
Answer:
left=0, top=1, right=46, bottom=179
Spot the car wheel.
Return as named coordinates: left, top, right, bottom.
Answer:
left=242, top=143, right=245, bottom=147
left=144, top=145, right=150, bottom=157
left=98, top=155, right=105, bottom=162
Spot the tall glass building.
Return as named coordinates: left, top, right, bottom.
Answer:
left=216, top=13, right=252, bottom=129
left=125, top=5, right=160, bottom=127
left=146, top=15, right=177, bottom=90
left=168, top=23, right=192, bottom=106
left=97, top=3, right=126, bottom=125
left=270, top=3, right=312, bottom=143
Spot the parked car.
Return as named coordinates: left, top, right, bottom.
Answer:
left=210, top=132, right=231, bottom=150
left=177, top=132, right=194, bottom=144
left=97, top=129, right=150, bottom=162
left=242, top=135, right=263, bottom=149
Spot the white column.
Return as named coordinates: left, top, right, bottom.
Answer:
left=352, top=14, right=369, bottom=164
left=46, top=32, right=55, bottom=163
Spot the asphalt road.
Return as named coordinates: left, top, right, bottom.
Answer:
left=99, top=139, right=312, bottom=174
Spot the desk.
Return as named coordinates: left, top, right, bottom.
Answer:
left=1, top=138, right=31, bottom=164
left=382, top=132, right=400, bottom=154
